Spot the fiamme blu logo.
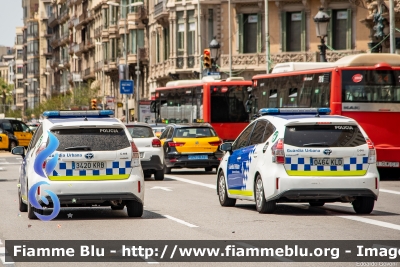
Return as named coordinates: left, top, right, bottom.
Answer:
left=29, top=131, right=61, bottom=221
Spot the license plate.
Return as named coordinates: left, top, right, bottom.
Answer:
left=188, top=155, right=208, bottom=160
left=377, top=161, right=400, bottom=167
left=312, top=158, right=343, bottom=166
left=73, top=161, right=106, bottom=170
left=140, top=152, right=144, bottom=158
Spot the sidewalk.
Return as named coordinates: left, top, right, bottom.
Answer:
left=0, top=151, right=16, bottom=157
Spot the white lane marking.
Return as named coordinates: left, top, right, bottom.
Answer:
left=0, top=163, right=20, bottom=165
left=0, top=167, right=4, bottom=171
left=164, top=215, right=199, bottom=228
left=338, top=216, right=400, bottom=231
left=236, top=242, right=293, bottom=262
left=166, top=175, right=215, bottom=189
left=380, top=189, right=400, bottom=195
left=150, top=186, right=172, bottom=192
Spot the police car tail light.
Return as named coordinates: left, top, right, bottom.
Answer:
left=366, top=138, right=376, bottom=164
left=130, top=141, right=140, bottom=167
left=36, top=143, right=46, bottom=156
left=271, top=138, right=285, bottom=164
left=208, top=139, right=222, bottom=146
left=168, top=142, right=185, bottom=147
left=152, top=139, right=161, bottom=147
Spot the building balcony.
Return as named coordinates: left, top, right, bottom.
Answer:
left=69, top=42, right=80, bottom=55
left=40, top=11, right=49, bottom=20
left=50, top=35, right=60, bottom=48
left=59, top=9, right=70, bottom=24
left=94, top=61, right=103, bottom=72
left=83, top=67, right=95, bottom=80
left=84, top=38, right=95, bottom=50
left=154, top=0, right=168, bottom=23
left=48, top=14, right=59, bottom=27
left=102, top=25, right=109, bottom=39
left=42, top=48, right=53, bottom=56
left=94, top=26, right=103, bottom=38
left=69, top=15, right=77, bottom=29
left=27, top=32, right=39, bottom=40
left=86, top=10, right=94, bottom=22
left=77, top=12, right=87, bottom=28
left=60, top=32, right=70, bottom=46
left=27, top=51, right=40, bottom=58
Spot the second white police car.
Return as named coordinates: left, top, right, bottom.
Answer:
left=217, top=108, right=379, bottom=214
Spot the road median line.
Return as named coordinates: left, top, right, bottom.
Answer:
left=165, top=175, right=215, bottom=189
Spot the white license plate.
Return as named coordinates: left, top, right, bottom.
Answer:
left=140, top=152, right=144, bottom=158
left=312, top=158, right=343, bottom=166
left=377, top=161, right=400, bottom=167
left=73, top=161, right=106, bottom=170
left=188, top=155, right=208, bottom=160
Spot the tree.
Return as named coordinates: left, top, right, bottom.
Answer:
left=0, top=77, right=14, bottom=115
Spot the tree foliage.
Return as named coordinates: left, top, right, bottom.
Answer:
left=5, top=82, right=100, bottom=120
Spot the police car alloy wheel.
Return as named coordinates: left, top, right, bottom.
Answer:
left=255, top=175, right=276, bottom=214
left=218, top=172, right=236, bottom=207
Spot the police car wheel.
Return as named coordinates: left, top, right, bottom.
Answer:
left=18, top=186, right=27, bottom=212
left=218, top=172, right=236, bottom=207
left=27, top=202, right=43, bottom=219
left=352, top=197, right=375, bottom=214
left=126, top=200, right=143, bottom=217
left=154, top=170, right=165, bottom=181
left=255, top=175, right=276, bottom=214
left=309, top=202, right=325, bottom=207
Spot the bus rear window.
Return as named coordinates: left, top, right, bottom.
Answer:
left=342, top=70, right=400, bottom=103
left=284, top=125, right=366, bottom=147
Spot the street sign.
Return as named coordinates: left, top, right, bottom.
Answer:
left=117, top=102, right=123, bottom=108
left=206, top=72, right=221, bottom=80
left=120, top=80, right=134, bottom=94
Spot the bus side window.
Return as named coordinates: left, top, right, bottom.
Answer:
left=268, top=89, right=278, bottom=108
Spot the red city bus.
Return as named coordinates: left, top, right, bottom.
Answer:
left=251, top=53, right=400, bottom=173
left=152, top=77, right=253, bottom=141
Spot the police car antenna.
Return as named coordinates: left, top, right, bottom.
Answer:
left=315, top=109, right=320, bottom=117
left=84, top=110, right=88, bottom=121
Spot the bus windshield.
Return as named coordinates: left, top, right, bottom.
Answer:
left=157, top=86, right=203, bottom=123
left=210, top=85, right=253, bottom=123
left=342, top=70, right=400, bottom=103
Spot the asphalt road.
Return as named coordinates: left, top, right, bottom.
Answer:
left=0, top=152, right=400, bottom=267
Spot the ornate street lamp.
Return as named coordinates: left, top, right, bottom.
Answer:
left=313, top=7, right=330, bottom=62
left=209, top=37, right=220, bottom=72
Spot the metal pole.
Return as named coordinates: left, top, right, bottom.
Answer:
left=228, top=0, right=232, bottom=77
left=318, top=37, right=327, bottom=62
left=124, top=5, right=129, bottom=121
left=389, top=0, right=396, bottom=54
left=265, top=0, right=270, bottom=74
left=198, top=0, right=202, bottom=79
left=136, top=44, right=140, bottom=122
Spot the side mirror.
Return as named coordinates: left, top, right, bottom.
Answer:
left=12, top=146, right=25, bottom=158
left=220, top=142, right=232, bottom=152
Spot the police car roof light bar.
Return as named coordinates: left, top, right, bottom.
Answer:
left=43, top=110, right=114, bottom=118
left=258, top=108, right=331, bottom=116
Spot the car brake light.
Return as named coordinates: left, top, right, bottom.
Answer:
left=138, top=181, right=141, bottom=193
left=375, top=177, right=378, bottom=189
left=316, top=122, right=332, bottom=125
left=271, top=138, right=285, bottom=164
left=366, top=138, right=376, bottom=164
left=209, top=140, right=222, bottom=146
left=42, top=161, right=47, bottom=169
left=130, top=141, right=140, bottom=167
left=37, top=186, right=40, bottom=195
left=168, top=142, right=185, bottom=147
left=152, top=139, right=161, bottom=147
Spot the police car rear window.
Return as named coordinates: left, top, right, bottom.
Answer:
left=284, top=125, right=366, bottom=147
left=127, top=126, right=154, bottom=138
left=51, top=128, right=130, bottom=151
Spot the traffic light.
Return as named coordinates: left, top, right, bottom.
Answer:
left=203, top=48, right=211, bottom=69
left=91, top=99, right=97, bottom=110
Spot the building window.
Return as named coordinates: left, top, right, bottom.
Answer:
left=238, top=13, right=262, bottom=54
left=177, top=11, right=184, bottom=56
left=17, top=67, right=23, bottom=74
left=156, top=32, right=160, bottom=63
left=187, top=10, right=195, bottom=56
left=281, top=11, right=305, bottom=52
left=164, top=27, right=169, bottom=60
left=103, top=8, right=109, bottom=29
left=129, top=29, right=144, bottom=54
left=208, top=9, right=214, bottom=43
left=17, top=35, right=23, bottom=45
left=328, top=9, right=352, bottom=50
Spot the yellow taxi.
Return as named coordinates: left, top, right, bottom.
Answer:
left=0, top=127, right=19, bottom=151
left=0, top=119, right=33, bottom=147
left=159, top=123, right=224, bottom=173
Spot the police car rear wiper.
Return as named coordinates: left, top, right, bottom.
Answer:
left=302, top=143, right=329, bottom=147
left=64, top=146, right=92, bottom=151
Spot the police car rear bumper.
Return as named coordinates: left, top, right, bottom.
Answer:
left=44, top=193, right=143, bottom=205
left=267, top=175, right=379, bottom=202
left=270, top=189, right=377, bottom=202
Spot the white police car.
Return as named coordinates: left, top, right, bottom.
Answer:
left=12, top=110, right=144, bottom=219
left=217, top=108, right=379, bottom=214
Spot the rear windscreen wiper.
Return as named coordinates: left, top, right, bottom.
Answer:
left=303, top=143, right=329, bottom=147
left=64, top=146, right=92, bottom=151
